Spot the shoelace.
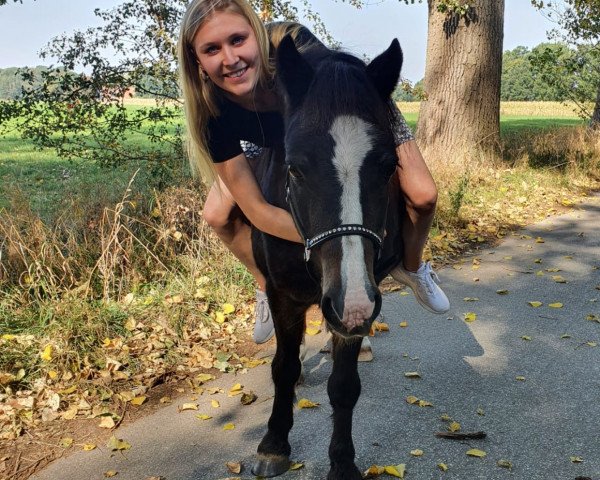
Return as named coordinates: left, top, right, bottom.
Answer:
left=255, top=293, right=271, bottom=324
left=418, top=262, right=440, bottom=294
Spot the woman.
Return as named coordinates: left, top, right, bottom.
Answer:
left=178, top=0, right=449, bottom=344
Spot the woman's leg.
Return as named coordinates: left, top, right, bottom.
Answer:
left=203, top=179, right=274, bottom=343
left=203, top=178, right=267, bottom=290
left=391, top=140, right=449, bottom=313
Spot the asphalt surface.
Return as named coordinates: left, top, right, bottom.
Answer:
left=33, top=195, right=600, bottom=480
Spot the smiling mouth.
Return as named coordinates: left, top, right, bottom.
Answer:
left=223, top=67, right=248, bottom=79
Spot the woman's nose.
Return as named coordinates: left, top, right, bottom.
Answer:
left=222, top=46, right=239, bottom=66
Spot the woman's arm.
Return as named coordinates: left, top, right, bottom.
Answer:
left=214, top=153, right=303, bottom=244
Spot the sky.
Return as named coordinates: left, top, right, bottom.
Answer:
left=0, top=0, right=559, bottom=83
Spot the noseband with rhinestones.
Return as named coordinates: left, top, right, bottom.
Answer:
left=285, top=167, right=383, bottom=262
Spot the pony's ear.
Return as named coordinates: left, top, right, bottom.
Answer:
left=366, top=39, right=403, bottom=101
left=276, top=34, right=313, bottom=109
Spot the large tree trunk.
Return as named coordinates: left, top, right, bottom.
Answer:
left=591, top=83, right=600, bottom=130
left=417, top=0, right=505, bottom=157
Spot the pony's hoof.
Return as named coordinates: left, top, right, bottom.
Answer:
left=251, top=454, right=291, bottom=477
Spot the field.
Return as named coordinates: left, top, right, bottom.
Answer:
left=0, top=101, right=599, bottom=476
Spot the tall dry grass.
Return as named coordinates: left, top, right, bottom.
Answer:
left=396, top=101, right=591, bottom=118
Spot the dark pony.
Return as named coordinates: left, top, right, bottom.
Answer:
left=251, top=35, right=404, bottom=479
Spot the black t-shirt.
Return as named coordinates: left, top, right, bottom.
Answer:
left=206, top=99, right=284, bottom=163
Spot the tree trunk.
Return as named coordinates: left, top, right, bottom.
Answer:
left=591, top=82, right=600, bottom=130
left=417, top=0, right=505, bottom=158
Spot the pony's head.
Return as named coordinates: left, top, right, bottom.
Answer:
left=277, top=37, right=403, bottom=338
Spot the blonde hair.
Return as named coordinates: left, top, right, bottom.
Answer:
left=178, top=0, right=307, bottom=184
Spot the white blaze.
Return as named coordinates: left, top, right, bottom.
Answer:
left=329, top=115, right=375, bottom=329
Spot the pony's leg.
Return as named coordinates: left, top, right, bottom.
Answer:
left=327, top=335, right=363, bottom=480
left=252, top=295, right=306, bottom=478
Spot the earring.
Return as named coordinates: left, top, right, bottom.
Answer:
left=200, top=68, right=209, bottom=82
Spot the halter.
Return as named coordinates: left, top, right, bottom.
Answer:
left=285, top=167, right=383, bottom=262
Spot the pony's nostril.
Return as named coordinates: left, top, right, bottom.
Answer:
left=321, top=295, right=342, bottom=324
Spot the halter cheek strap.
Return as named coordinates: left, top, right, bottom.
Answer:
left=285, top=167, right=384, bottom=262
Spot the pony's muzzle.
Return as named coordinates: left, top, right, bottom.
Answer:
left=321, top=290, right=382, bottom=338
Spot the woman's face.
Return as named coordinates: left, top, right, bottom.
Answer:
left=193, top=10, right=261, bottom=102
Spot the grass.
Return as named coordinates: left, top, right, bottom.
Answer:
left=0, top=101, right=599, bottom=446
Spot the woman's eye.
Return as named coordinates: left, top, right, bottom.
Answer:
left=204, top=46, right=218, bottom=55
left=232, top=35, right=246, bottom=46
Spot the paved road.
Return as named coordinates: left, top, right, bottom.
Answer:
left=34, top=195, right=600, bottom=480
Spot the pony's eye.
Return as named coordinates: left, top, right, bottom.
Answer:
left=288, top=166, right=303, bottom=179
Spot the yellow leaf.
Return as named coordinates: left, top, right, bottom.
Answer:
left=363, top=465, right=385, bottom=478
left=172, top=294, right=183, bottom=303
left=399, top=291, right=410, bottom=296
left=48, top=370, right=58, bottom=380
left=196, top=414, right=212, bottom=420
left=226, top=461, right=241, bottom=474
left=464, top=312, right=477, bottom=322
left=516, top=376, right=526, bottom=381
left=40, top=344, right=53, bottom=362
left=586, top=314, right=599, bottom=322
left=107, top=436, right=131, bottom=451
left=536, top=270, right=544, bottom=276
left=406, top=395, right=419, bottom=405
left=535, top=237, right=545, bottom=243
left=570, top=456, right=583, bottom=463
left=496, top=289, right=509, bottom=295
left=466, top=448, right=487, bottom=458
left=228, top=383, right=243, bottom=397
left=104, top=471, right=118, bottom=478
left=463, top=297, right=479, bottom=302
left=196, top=373, right=215, bottom=384
left=528, top=301, right=543, bottom=308
left=222, top=303, right=235, bottom=314
left=180, top=403, right=199, bottom=411
left=533, top=258, right=542, bottom=264
left=521, top=336, right=532, bottom=341
left=552, top=275, right=567, bottom=283
left=98, top=416, right=115, bottom=429
left=305, top=327, right=321, bottom=336
left=59, top=437, right=73, bottom=448
left=215, top=312, right=225, bottom=324
left=59, top=385, right=77, bottom=395
left=130, top=396, right=147, bottom=406
left=211, top=400, right=220, bottom=408
left=448, top=421, right=461, bottom=432
left=223, top=422, right=235, bottom=430
left=404, top=372, right=421, bottom=379
left=418, top=400, right=433, bottom=407
left=548, top=302, right=563, bottom=308
left=399, top=321, right=408, bottom=328
left=497, top=459, right=513, bottom=469
left=83, top=443, right=97, bottom=451
left=384, top=464, right=406, bottom=478
left=410, top=449, right=424, bottom=457
left=290, top=462, right=305, bottom=470
left=150, top=207, right=161, bottom=218
left=438, top=463, right=448, bottom=472
left=373, top=321, right=389, bottom=332
left=297, top=398, right=320, bottom=409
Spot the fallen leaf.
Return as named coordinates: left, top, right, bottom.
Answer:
left=496, top=289, right=509, bottom=295
left=363, top=465, right=385, bottom=478
left=130, top=396, right=147, bottom=406
left=211, top=400, right=220, bottom=408
left=99, top=416, right=116, bottom=429
left=240, top=392, right=258, bottom=405
left=223, top=423, right=235, bottom=430
left=448, top=421, right=461, bottom=432
left=228, top=383, right=243, bottom=397
left=438, top=463, right=448, bottom=472
left=59, top=437, right=73, bottom=448
left=40, top=345, right=53, bottom=362
left=463, top=297, right=479, bottom=302
left=290, top=462, right=304, bottom=470
left=180, top=403, right=199, bottom=411
left=466, top=448, right=487, bottom=458
left=196, top=414, right=212, bottom=420
left=107, top=436, right=131, bottom=451
left=586, top=314, right=599, bottom=323
left=225, top=461, right=241, bottom=474
left=497, top=459, right=513, bottom=469
left=521, top=336, right=532, bottom=341
left=384, top=464, right=405, bottom=478
left=535, top=237, right=545, bottom=243
left=464, top=312, right=477, bottom=322
left=516, top=376, right=526, bottom=381
left=552, top=275, right=567, bottom=283
left=570, top=456, right=583, bottom=463
left=410, top=449, right=424, bottom=457
left=404, top=372, right=421, bottom=379
left=83, top=443, right=97, bottom=451
left=222, top=303, right=235, bottom=314
left=103, top=471, right=118, bottom=478
left=297, top=398, right=320, bottom=409
left=406, top=395, right=419, bottom=405
left=399, top=321, right=408, bottom=328
left=373, top=321, right=389, bottom=332
left=528, top=301, right=543, bottom=308
left=549, top=302, right=563, bottom=308
left=196, top=373, right=215, bottom=384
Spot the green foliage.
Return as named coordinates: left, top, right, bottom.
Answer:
left=393, top=79, right=425, bottom=102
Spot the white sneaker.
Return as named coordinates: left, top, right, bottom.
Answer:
left=253, top=289, right=275, bottom=344
left=391, top=262, right=450, bottom=314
